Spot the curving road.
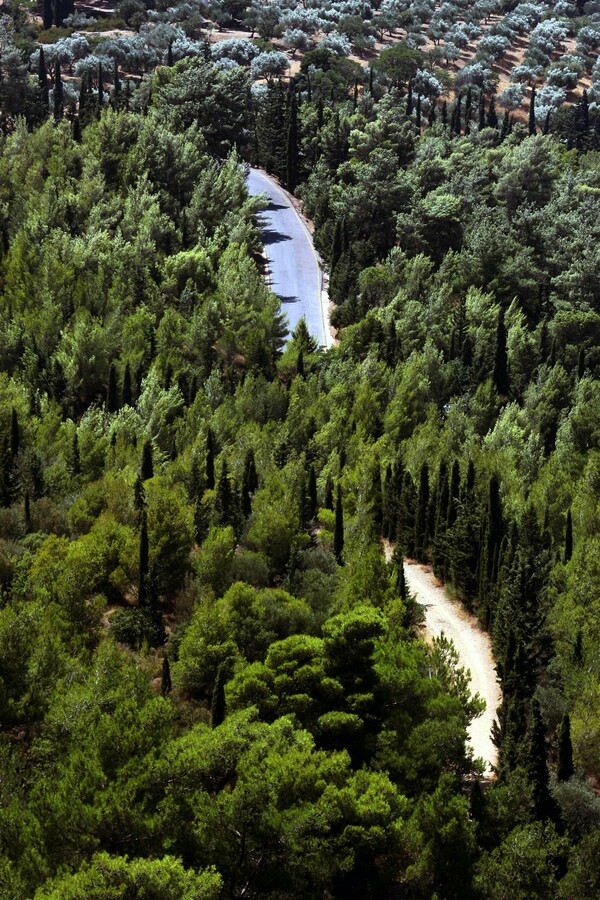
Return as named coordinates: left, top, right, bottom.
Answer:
left=247, top=168, right=332, bottom=349
left=405, top=560, right=501, bottom=776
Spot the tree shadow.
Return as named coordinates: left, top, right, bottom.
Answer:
left=263, top=228, right=293, bottom=246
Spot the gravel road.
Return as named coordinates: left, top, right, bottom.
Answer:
left=404, top=560, right=501, bottom=775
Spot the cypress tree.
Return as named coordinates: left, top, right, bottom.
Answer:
left=285, top=89, right=299, bottom=192
left=486, top=94, right=498, bottom=129
left=493, top=309, right=509, bottom=396
left=464, top=87, right=472, bottom=134
left=406, top=79, right=413, bottom=116
left=98, top=62, right=104, bottom=111
left=577, top=347, right=585, bottom=380
left=53, top=59, right=64, bottom=122
left=353, top=78, right=358, bottom=111
left=415, top=94, right=421, bottom=130
left=54, top=0, right=64, bottom=27
left=39, top=47, right=49, bottom=115
left=10, top=407, right=19, bottom=460
left=324, top=474, right=334, bottom=510
left=308, top=464, right=318, bottom=520
left=334, top=484, right=344, bottom=564
left=428, top=103, right=436, bottom=127
left=211, top=662, right=227, bottom=727
left=368, top=65, right=374, bottom=95
left=24, top=491, right=31, bottom=533
left=446, top=460, right=460, bottom=529
left=107, top=363, right=118, bottom=413
left=161, top=657, right=172, bottom=696
left=241, top=448, right=258, bottom=518
left=122, top=361, right=133, bottom=407
left=478, top=92, right=485, bottom=129
left=214, top=459, right=232, bottom=526
left=543, top=110, right=551, bottom=135
left=112, top=57, right=121, bottom=106
left=43, top=0, right=53, bottom=29
left=398, top=470, right=416, bottom=558
left=139, top=510, right=149, bottom=607
left=141, top=438, right=154, bottom=481
left=167, top=40, right=173, bottom=67
left=529, top=85, right=536, bottom=136
left=296, top=348, right=304, bottom=377
left=441, top=100, right=447, bottom=127
left=206, top=428, right=215, bottom=490
left=564, top=509, right=573, bottom=563
left=453, top=95, right=462, bottom=135
left=72, top=116, right=81, bottom=143
left=414, top=463, right=429, bottom=561
left=71, top=431, right=81, bottom=476
left=557, top=713, right=574, bottom=781
left=527, top=700, right=556, bottom=821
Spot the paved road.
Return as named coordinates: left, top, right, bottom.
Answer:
left=247, top=168, right=331, bottom=348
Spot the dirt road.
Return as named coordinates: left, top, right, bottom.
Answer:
left=403, top=560, right=501, bottom=775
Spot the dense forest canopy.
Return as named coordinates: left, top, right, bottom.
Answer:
left=0, top=0, right=599, bottom=897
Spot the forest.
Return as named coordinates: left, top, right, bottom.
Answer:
left=0, top=0, right=599, bottom=897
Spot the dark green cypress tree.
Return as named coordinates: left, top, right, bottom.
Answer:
left=493, top=309, right=509, bottom=396
left=107, top=363, right=118, bottom=413
left=71, top=431, right=81, bottom=476
left=285, top=89, right=299, bottom=192
left=464, top=87, right=472, bottom=134
left=241, top=448, right=258, bottom=519
left=167, top=40, right=174, bottom=67
left=334, top=484, right=344, bottom=564
left=296, top=348, right=304, bottom=378
left=324, top=474, right=334, bottom=510
left=368, top=65, right=374, bottom=94
left=432, top=462, right=449, bottom=576
left=72, top=116, right=81, bottom=143
left=24, top=491, right=31, bottom=533
left=206, top=428, right=215, bottom=490
left=141, top=438, right=153, bottom=481
left=542, top=110, right=551, bottom=136
left=112, top=57, right=121, bottom=105
left=330, top=217, right=345, bottom=271
left=53, top=59, right=64, bottom=122
left=453, top=95, right=462, bottom=135
left=353, top=77, right=358, bottom=110
left=577, top=347, right=585, bottom=380
left=161, top=657, right=172, bottom=696
left=211, top=662, right=227, bottom=726
left=528, top=85, right=536, bottom=136
left=54, top=0, right=64, bottom=27
left=557, top=713, right=574, bottom=781
left=308, top=464, right=318, bottom=520
left=527, top=700, right=556, bottom=821
left=441, top=99, right=448, bottom=127
left=98, top=62, right=104, bottom=111
left=428, top=103, right=436, bottom=127
left=398, top=470, right=416, bottom=558
left=122, top=362, right=133, bottom=407
left=415, top=93, right=421, bottom=130
left=486, top=94, right=498, bottom=129
left=139, top=509, right=149, bottom=607
left=39, top=47, right=49, bottom=115
left=478, top=92, right=485, bottom=129
left=10, top=408, right=19, bottom=460
left=43, top=0, right=53, bottom=29
left=214, top=459, right=232, bottom=526
left=446, top=460, right=460, bottom=530
left=564, top=509, right=573, bottom=563
left=414, top=463, right=429, bottom=561
left=406, top=79, right=413, bottom=115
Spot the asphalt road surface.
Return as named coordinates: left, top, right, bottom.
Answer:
left=247, top=168, right=331, bottom=348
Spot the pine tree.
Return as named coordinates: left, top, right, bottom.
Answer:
left=141, top=438, right=154, bottom=481
left=414, top=463, right=429, bottom=561
left=557, top=713, right=574, bottom=781
left=39, top=47, right=49, bottom=116
left=211, top=662, right=227, bottom=726
left=107, top=363, right=118, bottom=413
left=206, top=428, right=215, bottom=490
left=122, top=362, right=133, bottom=407
left=334, top=484, right=344, bottom=564
left=564, top=509, right=573, bottom=563
left=529, top=85, right=536, bottom=136
left=53, top=59, right=64, bottom=122
left=161, top=657, right=172, bottom=696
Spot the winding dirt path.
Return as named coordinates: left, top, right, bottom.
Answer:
left=405, top=560, right=501, bottom=775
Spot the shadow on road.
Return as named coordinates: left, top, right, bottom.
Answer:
left=267, top=201, right=288, bottom=212
left=263, top=229, right=293, bottom=246
left=278, top=294, right=300, bottom=304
